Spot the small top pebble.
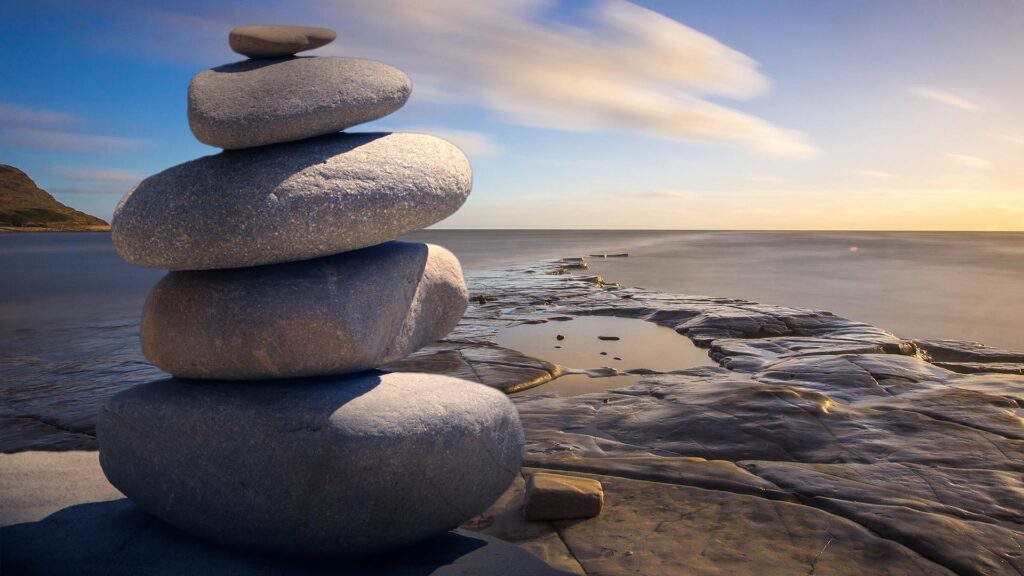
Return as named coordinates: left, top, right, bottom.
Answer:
left=229, top=25, right=336, bottom=58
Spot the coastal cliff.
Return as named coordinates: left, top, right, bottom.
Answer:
left=0, top=164, right=110, bottom=232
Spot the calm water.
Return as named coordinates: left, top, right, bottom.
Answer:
left=3, top=230, right=1023, bottom=349
left=2, top=231, right=1021, bottom=450
left=497, top=315, right=715, bottom=396
left=416, top=230, right=1024, bottom=350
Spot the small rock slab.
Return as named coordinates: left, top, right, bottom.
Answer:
left=141, top=242, right=467, bottom=380
left=189, top=57, right=411, bottom=149
left=113, top=132, right=471, bottom=270
left=97, top=372, right=525, bottom=557
left=524, top=472, right=603, bottom=521
left=229, top=25, right=336, bottom=58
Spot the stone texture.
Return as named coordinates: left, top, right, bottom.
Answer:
left=0, top=452, right=570, bottom=575
left=189, top=57, right=410, bottom=149
left=141, top=242, right=467, bottom=380
left=228, top=25, right=335, bottom=58
left=8, top=255, right=1024, bottom=573
left=112, top=133, right=471, bottom=270
left=523, top=472, right=603, bottom=521
left=96, top=372, right=524, bottom=557
left=463, top=473, right=586, bottom=574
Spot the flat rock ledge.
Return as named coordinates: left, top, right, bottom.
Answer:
left=3, top=258, right=1024, bottom=574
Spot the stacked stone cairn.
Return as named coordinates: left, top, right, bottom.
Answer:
left=99, top=25, right=524, bottom=557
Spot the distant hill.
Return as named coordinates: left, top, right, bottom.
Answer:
left=0, top=164, right=110, bottom=232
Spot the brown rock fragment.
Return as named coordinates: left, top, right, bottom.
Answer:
left=524, top=472, right=603, bottom=521
left=229, top=25, right=335, bottom=58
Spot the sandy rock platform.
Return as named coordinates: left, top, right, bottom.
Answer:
left=4, top=258, right=1024, bottom=574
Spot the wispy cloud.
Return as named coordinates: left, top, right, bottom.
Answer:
left=614, top=189, right=696, bottom=200
left=908, top=86, right=984, bottom=113
left=945, top=153, right=992, bottom=170
left=113, top=0, right=817, bottom=158
left=743, top=174, right=788, bottom=184
left=0, top=101, right=148, bottom=153
left=0, top=103, right=79, bottom=129
left=52, top=166, right=145, bottom=183
left=0, top=128, right=146, bottom=152
left=396, top=127, right=504, bottom=157
left=851, top=169, right=896, bottom=179
left=927, top=171, right=991, bottom=188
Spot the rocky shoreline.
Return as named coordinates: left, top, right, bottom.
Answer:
left=3, top=255, right=1024, bottom=573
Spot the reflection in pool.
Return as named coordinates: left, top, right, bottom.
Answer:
left=496, top=315, right=715, bottom=396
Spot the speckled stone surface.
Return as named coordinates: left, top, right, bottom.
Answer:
left=95, top=372, right=524, bottom=557
left=228, top=25, right=336, bottom=58
left=141, top=242, right=468, bottom=380
left=4, top=256, right=1024, bottom=573
left=188, top=57, right=411, bottom=149
left=112, top=132, right=472, bottom=270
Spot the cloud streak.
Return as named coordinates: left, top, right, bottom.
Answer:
left=616, top=188, right=697, bottom=199
left=852, top=169, right=896, bottom=179
left=113, top=0, right=816, bottom=158
left=343, top=1, right=817, bottom=157
left=909, top=86, right=984, bottom=113
left=0, top=128, right=145, bottom=153
left=0, top=102, right=148, bottom=153
left=945, top=153, right=992, bottom=170
left=0, top=103, right=79, bottom=129
left=52, top=166, right=146, bottom=183
left=394, top=127, right=504, bottom=157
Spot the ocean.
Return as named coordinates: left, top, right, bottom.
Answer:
left=4, top=230, right=1023, bottom=354
left=2, top=230, right=1022, bottom=450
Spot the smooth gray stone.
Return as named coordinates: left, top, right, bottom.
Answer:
left=229, top=25, right=336, bottom=58
left=96, top=372, right=525, bottom=557
left=189, top=57, right=410, bottom=149
left=113, top=132, right=471, bottom=270
left=141, top=242, right=467, bottom=380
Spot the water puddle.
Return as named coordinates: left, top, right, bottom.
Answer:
left=497, top=315, right=715, bottom=396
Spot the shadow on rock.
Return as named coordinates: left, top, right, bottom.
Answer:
left=0, top=499, right=572, bottom=576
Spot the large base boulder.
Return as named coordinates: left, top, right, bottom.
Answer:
left=97, top=372, right=524, bottom=557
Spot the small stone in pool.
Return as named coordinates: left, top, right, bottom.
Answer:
left=598, top=336, right=620, bottom=341
left=556, top=335, right=565, bottom=341
left=554, top=346, right=562, bottom=349
left=600, top=352, right=608, bottom=356
left=613, top=356, right=622, bottom=361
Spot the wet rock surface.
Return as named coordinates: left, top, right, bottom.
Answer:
left=523, top=472, right=603, bottom=521
left=4, top=257, right=1024, bottom=574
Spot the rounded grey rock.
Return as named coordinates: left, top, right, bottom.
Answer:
left=189, top=57, right=411, bottom=149
left=141, top=242, right=468, bottom=380
left=229, top=25, right=336, bottom=58
left=112, top=132, right=471, bottom=270
left=97, top=372, right=525, bottom=557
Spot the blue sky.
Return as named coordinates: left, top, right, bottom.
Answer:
left=2, top=0, right=1022, bottom=229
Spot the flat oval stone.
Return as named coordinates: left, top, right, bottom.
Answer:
left=112, top=132, right=471, bottom=270
left=97, top=372, right=524, bottom=557
left=141, top=242, right=468, bottom=380
left=229, top=25, right=335, bottom=58
left=188, top=57, right=411, bottom=149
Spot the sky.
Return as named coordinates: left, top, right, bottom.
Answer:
left=1, top=0, right=1022, bottom=230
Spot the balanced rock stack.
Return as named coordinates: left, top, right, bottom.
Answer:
left=99, top=25, right=524, bottom=557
